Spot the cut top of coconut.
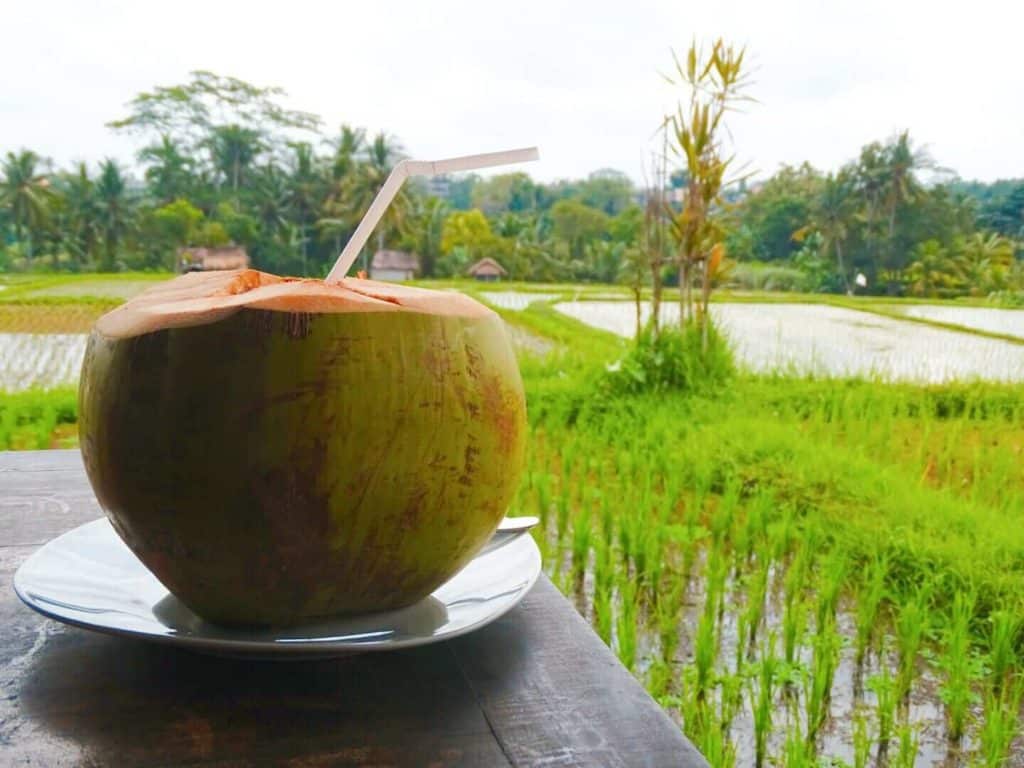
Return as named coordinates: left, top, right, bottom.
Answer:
left=95, top=269, right=494, bottom=339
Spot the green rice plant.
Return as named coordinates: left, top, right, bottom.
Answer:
left=616, top=579, right=638, bottom=672
left=593, top=534, right=613, bottom=596
left=640, top=524, right=665, bottom=595
left=646, top=659, right=673, bottom=700
left=939, top=591, right=980, bottom=742
left=618, top=506, right=635, bottom=568
left=710, top=479, right=741, bottom=545
left=656, top=574, right=684, bottom=663
left=734, top=610, right=750, bottom=675
left=742, top=554, right=771, bottom=654
left=892, top=722, right=919, bottom=768
left=769, top=506, right=800, bottom=562
left=698, top=716, right=736, bottom=768
left=783, top=532, right=814, bottom=607
left=599, top=492, right=614, bottom=541
left=718, top=670, right=744, bottom=733
left=676, top=519, right=709, bottom=579
left=560, top=440, right=577, bottom=483
left=815, top=549, right=848, bottom=631
left=782, top=723, right=816, bottom=767
left=750, top=634, right=778, bottom=768
left=782, top=593, right=807, bottom=667
left=0, top=388, right=78, bottom=450
left=978, top=676, right=1023, bottom=767
left=693, top=607, right=717, bottom=702
left=868, top=665, right=897, bottom=750
left=594, top=582, right=613, bottom=646
left=535, top=473, right=551, bottom=530
left=852, top=707, right=871, bottom=768
left=740, top=490, right=773, bottom=565
left=985, top=609, right=1021, bottom=697
left=804, top=616, right=841, bottom=742
left=895, top=589, right=930, bottom=703
left=703, top=545, right=729, bottom=623
left=855, top=555, right=888, bottom=667
left=570, top=507, right=592, bottom=581
left=556, top=482, right=571, bottom=543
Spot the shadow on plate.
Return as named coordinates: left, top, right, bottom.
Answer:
left=150, top=593, right=450, bottom=660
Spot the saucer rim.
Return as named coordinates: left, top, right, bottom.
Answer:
left=13, top=517, right=542, bottom=656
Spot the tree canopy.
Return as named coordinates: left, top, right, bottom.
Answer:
left=0, top=70, right=1019, bottom=300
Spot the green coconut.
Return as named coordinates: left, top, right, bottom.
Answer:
left=79, top=269, right=526, bottom=626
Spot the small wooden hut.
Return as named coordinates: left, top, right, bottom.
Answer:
left=370, top=250, right=420, bottom=281
left=466, top=257, right=507, bottom=282
left=179, top=246, right=250, bottom=273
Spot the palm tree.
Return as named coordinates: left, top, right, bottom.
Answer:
left=286, top=142, right=327, bottom=274
left=252, top=165, right=293, bottom=239
left=812, top=172, right=855, bottom=294
left=343, top=132, right=411, bottom=272
left=905, top=240, right=959, bottom=297
left=59, top=162, right=102, bottom=266
left=882, top=131, right=933, bottom=270
left=207, top=125, right=264, bottom=192
left=95, top=159, right=132, bottom=271
left=0, top=150, right=55, bottom=261
left=326, top=124, right=366, bottom=182
left=138, top=135, right=194, bottom=204
left=955, top=232, right=1015, bottom=296
left=854, top=142, right=888, bottom=265
left=409, top=196, right=449, bottom=277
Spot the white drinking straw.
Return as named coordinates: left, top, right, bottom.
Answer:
left=326, top=146, right=540, bottom=282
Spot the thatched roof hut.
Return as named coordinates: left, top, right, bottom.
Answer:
left=466, top=257, right=507, bottom=282
left=371, top=250, right=420, bottom=281
left=179, top=246, right=250, bottom=272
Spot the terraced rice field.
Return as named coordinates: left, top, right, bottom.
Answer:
left=554, top=301, right=1024, bottom=383
left=0, top=333, right=87, bottom=391
left=899, top=305, right=1024, bottom=340
left=478, top=292, right=560, bottom=310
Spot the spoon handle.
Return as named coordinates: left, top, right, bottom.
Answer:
left=477, top=516, right=540, bottom=557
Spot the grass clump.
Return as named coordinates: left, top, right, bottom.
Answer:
left=602, top=321, right=734, bottom=396
left=0, top=388, right=78, bottom=449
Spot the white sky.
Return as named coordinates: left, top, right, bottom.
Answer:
left=2, top=0, right=1021, bottom=184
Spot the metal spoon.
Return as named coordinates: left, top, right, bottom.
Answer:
left=477, top=516, right=539, bottom=557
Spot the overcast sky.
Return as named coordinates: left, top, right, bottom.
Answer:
left=2, top=0, right=1020, bottom=184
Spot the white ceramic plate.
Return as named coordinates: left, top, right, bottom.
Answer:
left=13, top=518, right=541, bottom=659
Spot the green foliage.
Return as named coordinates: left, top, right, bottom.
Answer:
left=729, top=261, right=809, bottom=292
left=602, top=321, right=734, bottom=396
left=0, top=67, right=1015, bottom=294
left=0, top=388, right=77, bottom=450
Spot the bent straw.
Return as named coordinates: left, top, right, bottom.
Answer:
left=326, top=146, right=540, bottom=282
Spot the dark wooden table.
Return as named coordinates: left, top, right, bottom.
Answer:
left=0, top=450, right=706, bottom=767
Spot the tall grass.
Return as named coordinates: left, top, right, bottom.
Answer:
left=939, top=591, right=979, bottom=742
left=0, top=388, right=77, bottom=449
left=894, top=588, right=929, bottom=703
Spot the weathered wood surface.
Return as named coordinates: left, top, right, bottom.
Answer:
left=0, top=449, right=706, bottom=767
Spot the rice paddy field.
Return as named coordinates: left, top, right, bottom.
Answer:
left=3, top=275, right=1024, bottom=765
left=897, top=306, right=1024, bottom=341
left=553, top=300, right=1024, bottom=384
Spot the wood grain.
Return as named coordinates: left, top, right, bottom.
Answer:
left=0, top=449, right=706, bottom=767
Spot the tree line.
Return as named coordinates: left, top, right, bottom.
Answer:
left=729, top=134, right=1023, bottom=298
left=0, top=69, right=1021, bottom=300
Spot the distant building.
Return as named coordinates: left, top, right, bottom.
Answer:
left=466, top=257, right=507, bottom=282
left=179, top=246, right=250, bottom=272
left=423, top=174, right=451, bottom=200
left=371, top=250, right=419, bottom=281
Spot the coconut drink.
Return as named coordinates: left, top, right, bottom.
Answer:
left=79, top=270, right=526, bottom=625
left=78, top=148, right=538, bottom=626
